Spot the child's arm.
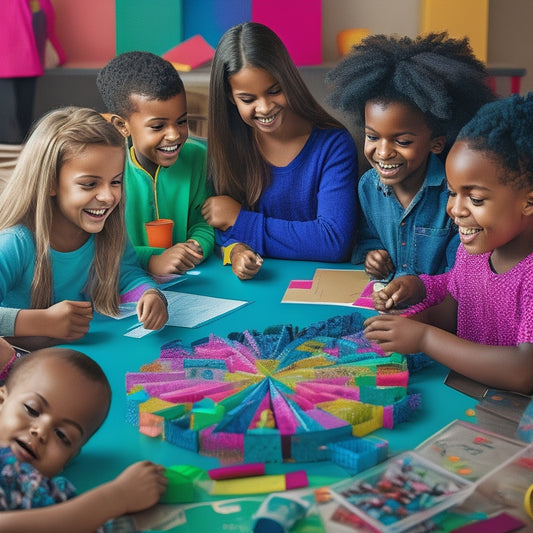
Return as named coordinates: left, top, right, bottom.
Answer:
left=148, top=240, right=204, bottom=276
left=13, top=301, right=93, bottom=340
left=372, top=275, right=427, bottom=311
left=136, top=289, right=168, bottom=330
left=201, top=195, right=241, bottom=231
left=0, top=461, right=167, bottom=533
left=224, top=243, right=263, bottom=280
left=364, top=308, right=533, bottom=394
left=365, top=249, right=394, bottom=280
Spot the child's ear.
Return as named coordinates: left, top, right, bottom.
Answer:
left=0, top=385, right=7, bottom=408
left=523, top=190, right=533, bottom=215
left=430, top=136, right=446, bottom=155
left=110, top=115, right=130, bottom=138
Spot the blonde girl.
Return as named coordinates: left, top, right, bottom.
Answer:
left=0, top=107, right=167, bottom=347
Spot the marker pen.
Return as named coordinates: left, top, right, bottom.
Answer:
left=207, top=471, right=308, bottom=496
left=208, top=462, right=265, bottom=480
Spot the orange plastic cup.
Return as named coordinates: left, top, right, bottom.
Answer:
left=145, top=219, right=174, bottom=248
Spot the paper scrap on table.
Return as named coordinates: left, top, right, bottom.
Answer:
left=164, top=291, right=249, bottom=328
left=125, top=324, right=152, bottom=338
left=281, top=269, right=376, bottom=309
left=123, top=291, right=250, bottom=336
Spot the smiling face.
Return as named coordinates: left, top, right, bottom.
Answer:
left=228, top=66, right=295, bottom=137
left=364, top=100, right=445, bottom=195
left=446, top=140, right=533, bottom=268
left=50, top=144, right=124, bottom=251
left=0, top=355, right=109, bottom=478
left=121, top=92, right=188, bottom=175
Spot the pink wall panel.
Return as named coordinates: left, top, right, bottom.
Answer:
left=50, top=0, right=115, bottom=66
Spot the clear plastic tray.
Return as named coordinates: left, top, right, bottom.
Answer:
left=415, top=419, right=527, bottom=484
left=327, top=451, right=475, bottom=532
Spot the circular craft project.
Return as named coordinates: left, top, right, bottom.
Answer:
left=126, top=312, right=420, bottom=471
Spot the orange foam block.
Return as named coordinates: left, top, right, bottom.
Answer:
left=163, top=34, right=215, bottom=71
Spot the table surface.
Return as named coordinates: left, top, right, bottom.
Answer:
left=60, top=256, right=480, bottom=528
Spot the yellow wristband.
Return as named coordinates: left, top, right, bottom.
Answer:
left=525, top=483, right=533, bottom=520
left=222, top=243, right=240, bottom=265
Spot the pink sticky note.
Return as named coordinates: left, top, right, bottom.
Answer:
left=163, top=35, right=215, bottom=69
left=288, top=280, right=313, bottom=290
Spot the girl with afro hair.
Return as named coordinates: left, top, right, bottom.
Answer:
left=327, top=32, right=495, bottom=281
left=365, top=94, right=533, bottom=394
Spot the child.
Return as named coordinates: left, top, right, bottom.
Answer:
left=201, top=22, right=358, bottom=280
left=0, top=107, right=168, bottom=348
left=96, top=51, right=214, bottom=276
left=0, top=347, right=168, bottom=531
left=326, top=33, right=495, bottom=281
left=364, top=94, right=533, bottom=394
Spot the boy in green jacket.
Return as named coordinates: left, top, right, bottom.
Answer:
left=97, top=52, right=214, bottom=275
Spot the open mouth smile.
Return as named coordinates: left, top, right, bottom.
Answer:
left=84, top=208, right=108, bottom=218
left=255, top=113, right=278, bottom=125
left=377, top=162, right=401, bottom=170
left=158, top=144, right=180, bottom=154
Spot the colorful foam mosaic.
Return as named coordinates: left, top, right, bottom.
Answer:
left=126, top=312, right=420, bottom=469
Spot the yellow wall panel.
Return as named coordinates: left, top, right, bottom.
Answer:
left=420, top=0, right=488, bottom=62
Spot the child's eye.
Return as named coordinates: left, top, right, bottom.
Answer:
left=55, top=429, right=72, bottom=446
left=81, top=182, right=96, bottom=189
left=150, top=124, right=164, bottom=131
left=365, top=134, right=378, bottom=142
left=470, top=197, right=484, bottom=206
left=396, top=140, right=412, bottom=147
left=447, top=190, right=457, bottom=198
left=238, top=97, right=254, bottom=104
left=24, top=404, right=39, bottom=417
left=268, top=87, right=282, bottom=95
left=178, top=118, right=188, bottom=126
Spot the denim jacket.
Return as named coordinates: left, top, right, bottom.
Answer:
left=352, top=153, right=458, bottom=279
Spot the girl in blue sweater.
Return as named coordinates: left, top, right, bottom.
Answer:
left=201, top=22, right=358, bottom=280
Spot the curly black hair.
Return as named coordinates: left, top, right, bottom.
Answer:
left=457, top=93, right=533, bottom=189
left=96, top=51, right=185, bottom=118
left=326, top=32, right=495, bottom=154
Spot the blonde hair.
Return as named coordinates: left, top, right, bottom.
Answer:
left=0, top=107, right=126, bottom=316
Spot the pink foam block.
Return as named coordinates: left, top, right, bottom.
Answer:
left=161, top=381, right=236, bottom=403
left=208, top=462, right=265, bottom=480
left=125, top=371, right=185, bottom=392
left=285, top=470, right=308, bottom=490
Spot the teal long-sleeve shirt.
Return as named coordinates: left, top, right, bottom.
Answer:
left=0, top=225, right=156, bottom=336
left=124, top=139, right=215, bottom=269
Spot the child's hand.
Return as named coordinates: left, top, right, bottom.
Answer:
left=110, top=461, right=168, bottom=515
left=373, top=275, right=426, bottom=312
left=136, top=290, right=168, bottom=330
left=364, top=314, right=426, bottom=355
left=231, top=243, right=263, bottom=280
left=149, top=242, right=204, bottom=276
left=365, top=249, right=394, bottom=280
left=44, top=300, right=93, bottom=340
left=201, top=195, right=241, bottom=231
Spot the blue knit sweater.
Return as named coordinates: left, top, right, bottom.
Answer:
left=216, top=127, right=358, bottom=261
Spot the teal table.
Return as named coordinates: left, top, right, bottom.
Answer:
left=60, top=256, right=477, bottom=527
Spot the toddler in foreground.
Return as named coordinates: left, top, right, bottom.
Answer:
left=0, top=347, right=167, bottom=532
